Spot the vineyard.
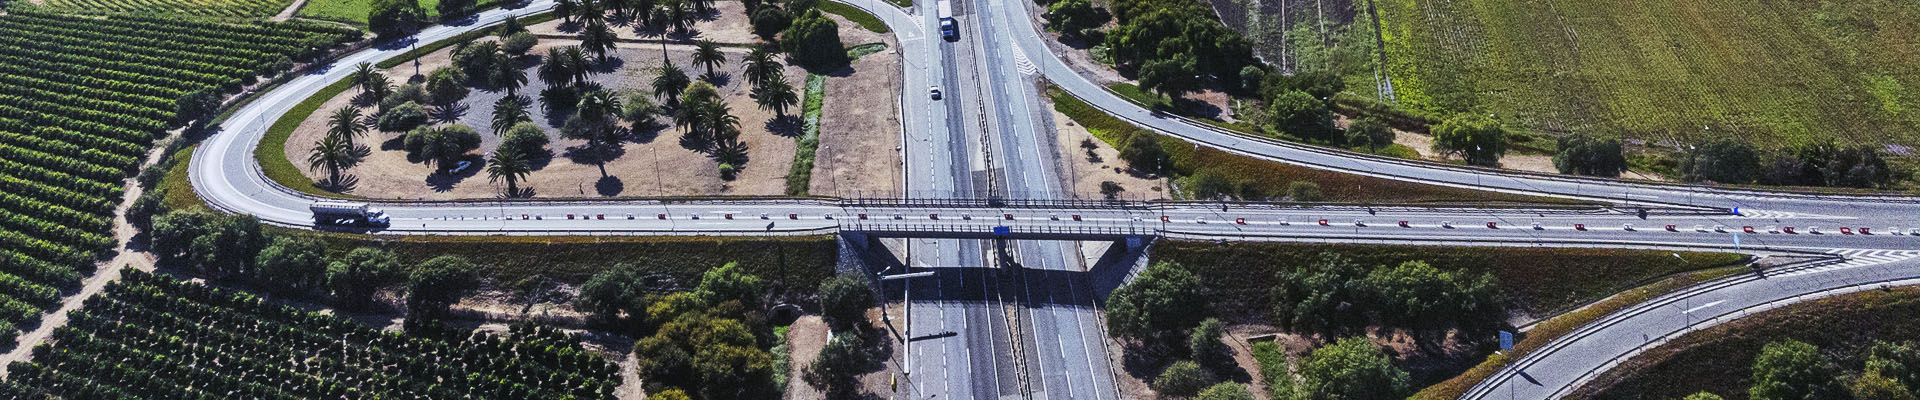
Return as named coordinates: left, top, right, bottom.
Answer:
left=30, top=0, right=293, bottom=18
left=0, top=269, right=621, bottom=399
left=0, top=11, right=357, bottom=344
left=1373, top=0, right=1920, bottom=148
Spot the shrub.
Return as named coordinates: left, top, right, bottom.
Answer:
left=1153, top=361, right=1216, bottom=398
left=1554, top=133, right=1626, bottom=177
left=378, top=101, right=430, bottom=132
left=501, top=32, right=538, bottom=56
left=1430, top=114, right=1507, bottom=167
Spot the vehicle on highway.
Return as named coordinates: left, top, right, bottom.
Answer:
left=929, top=86, right=942, bottom=100
left=310, top=201, right=389, bottom=227
left=937, top=0, right=957, bottom=41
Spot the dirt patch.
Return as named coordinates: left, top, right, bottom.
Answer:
left=287, top=29, right=896, bottom=199
left=1050, top=104, right=1165, bottom=200
left=810, top=45, right=903, bottom=196
left=785, top=315, right=830, bottom=399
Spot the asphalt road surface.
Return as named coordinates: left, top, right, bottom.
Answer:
left=182, top=0, right=1920, bottom=398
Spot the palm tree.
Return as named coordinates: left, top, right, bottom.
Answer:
left=538, top=47, right=573, bottom=88
left=308, top=134, right=357, bottom=185
left=563, top=46, right=595, bottom=85
left=491, top=53, right=528, bottom=95
left=326, top=107, right=368, bottom=148
left=577, top=89, right=625, bottom=132
left=741, top=47, right=782, bottom=89
left=576, top=0, right=604, bottom=24
left=652, top=63, right=691, bottom=107
left=692, top=40, right=726, bottom=79
left=364, top=73, right=394, bottom=101
left=689, top=0, right=714, bottom=14
left=661, top=0, right=693, bottom=33
left=581, top=21, right=619, bottom=62
left=351, top=63, right=379, bottom=93
left=557, top=0, right=580, bottom=23
left=486, top=147, right=533, bottom=196
left=492, top=95, right=532, bottom=135
left=752, top=80, right=798, bottom=118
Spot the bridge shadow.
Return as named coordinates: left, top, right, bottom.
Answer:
left=850, top=235, right=1150, bottom=309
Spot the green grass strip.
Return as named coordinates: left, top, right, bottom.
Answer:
left=257, top=77, right=356, bottom=198
left=816, top=2, right=888, bottom=33
left=785, top=73, right=829, bottom=196
left=375, top=10, right=557, bottom=69
left=160, top=145, right=210, bottom=211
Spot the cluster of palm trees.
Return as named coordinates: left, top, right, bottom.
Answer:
left=306, top=63, right=396, bottom=189
left=559, top=0, right=717, bottom=35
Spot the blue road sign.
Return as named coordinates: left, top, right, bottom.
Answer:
left=993, top=226, right=1010, bottom=236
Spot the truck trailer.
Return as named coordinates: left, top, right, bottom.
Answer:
left=310, top=201, right=390, bottom=226
left=937, top=0, right=956, bottom=41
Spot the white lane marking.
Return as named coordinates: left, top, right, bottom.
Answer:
left=1680, top=300, right=1725, bottom=314
left=1625, top=194, right=1661, bottom=199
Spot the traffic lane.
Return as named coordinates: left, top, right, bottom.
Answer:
left=1468, top=258, right=1920, bottom=399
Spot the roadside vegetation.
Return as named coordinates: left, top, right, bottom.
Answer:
left=33, top=0, right=293, bottom=17
left=1131, top=241, right=1746, bottom=398
left=1049, top=87, right=1579, bottom=204
left=1574, top=285, right=1920, bottom=400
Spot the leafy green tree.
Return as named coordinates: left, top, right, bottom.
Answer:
left=1430, top=114, right=1507, bottom=167
left=621, top=90, right=659, bottom=126
left=378, top=101, right=430, bottom=132
left=403, top=125, right=482, bottom=170
left=1102, top=2, right=1254, bottom=85
left=1679, top=392, right=1726, bottom=400
left=752, top=79, right=799, bottom=118
left=1153, top=360, right=1216, bottom=398
left=1825, top=145, right=1892, bottom=188
left=327, top=247, right=401, bottom=310
left=1139, top=53, right=1202, bottom=99
left=1749, top=339, right=1844, bottom=400
left=650, top=389, right=693, bottom=400
left=750, top=5, right=793, bottom=40
left=1043, top=0, right=1106, bottom=38
left=1197, top=382, right=1255, bottom=400
left=1106, top=261, right=1204, bottom=341
left=803, top=333, right=869, bottom=397
left=1189, top=318, right=1226, bottom=367
left=636, top=312, right=776, bottom=397
left=1119, top=134, right=1170, bottom=174
left=691, top=262, right=765, bottom=309
left=502, top=31, right=538, bottom=56
left=692, top=40, right=728, bottom=79
left=379, top=83, right=426, bottom=112
left=174, top=89, right=222, bottom=126
left=255, top=235, right=328, bottom=292
left=1295, top=337, right=1410, bottom=400
left=368, top=0, right=423, bottom=39
left=435, top=0, right=474, bottom=18
left=424, top=67, right=470, bottom=108
left=1866, top=341, right=1920, bottom=392
left=1346, top=117, right=1393, bottom=151
left=128, top=188, right=167, bottom=233
left=1681, top=138, right=1760, bottom=184
left=1358, top=260, right=1502, bottom=331
left=406, top=255, right=478, bottom=319
left=1267, top=90, right=1335, bottom=141
left=1554, top=133, right=1627, bottom=177
left=486, top=147, right=533, bottom=196
left=1285, top=181, right=1323, bottom=202
left=500, top=121, right=550, bottom=156
left=1188, top=170, right=1236, bottom=200
left=574, top=264, right=655, bottom=328
left=151, top=209, right=264, bottom=278
left=781, top=9, right=848, bottom=71
left=1272, top=253, right=1365, bottom=334
left=1850, top=371, right=1915, bottom=400
left=817, top=274, right=873, bottom=329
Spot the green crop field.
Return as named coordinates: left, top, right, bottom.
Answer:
left=33, top=0, right=295, bottom=17
left=0, top=11, right=356, bottom=344
left=1374, top=0, right=1920, bottom=148
left=0, top=269, right=621, bottom=398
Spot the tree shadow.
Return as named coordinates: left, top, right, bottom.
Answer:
left=443, top=14, right=479, bottom=27
left=702, top=72, right=732, bottom=86
left=504, top=186, right=538, bottom=198
left=1170, top=96, right=1224, bottom=120
left=425, top=154, right=484, bottom=191
left=380, top=134, right=407, bottom=151
left=562, top=142, right=628, bottom=166
left=432, top=103, right=470, bottom=122
left=594, top=175, right=624, bottom=196
left=627, top=121, right=665, bottom=144
left=592, top=56, right=626, bottom=73
left=764, top=115, right=802, bottom=138
left=315, top=174, right=361, bottom=193
left=374, top=36, right=419, bottom=51
left=556, top=20, right=583, bottom=33
left=526, top=147, right=556, bottom=170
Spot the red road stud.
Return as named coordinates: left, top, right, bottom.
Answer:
left=1575, top=224, right=1586, bottom=231
left=1487, top=222, right=1498, bottom=229
left=1235, top=218, right=1245, bottom=225
left=1398, top=220, right=1409, bottom=227
left=1318, top=219, right=1329, bottom=226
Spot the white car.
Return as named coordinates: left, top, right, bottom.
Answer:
left=929, top=86, right=943, bottom=100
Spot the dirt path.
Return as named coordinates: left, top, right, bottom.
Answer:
left=0, top=133, right=175, bottom=376
left=272, top=0, right=308, bottom=21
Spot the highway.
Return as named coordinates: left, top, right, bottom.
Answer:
left=181, top=0, right=1920, bottom=397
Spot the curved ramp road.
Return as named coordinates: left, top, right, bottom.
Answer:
left=183, top=0, right=1920, bottom=398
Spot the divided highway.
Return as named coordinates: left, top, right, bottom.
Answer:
left=184, top=0, right=1920, bottom=398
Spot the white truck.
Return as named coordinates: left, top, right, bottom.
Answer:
left=936, top=0, right=956, bottom=41
left=310, top=201, right=390, bottom=226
